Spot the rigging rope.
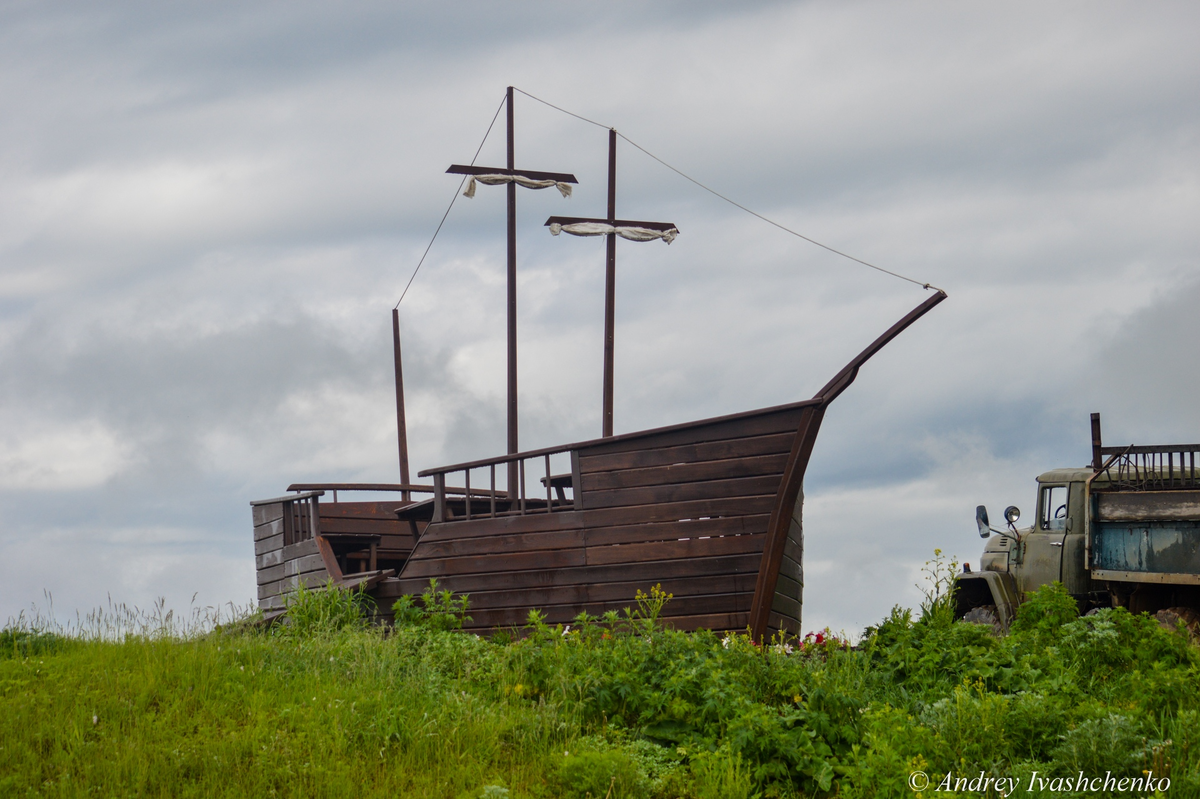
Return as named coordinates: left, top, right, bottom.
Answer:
left=394, top=93, right=507, bottom=309
left=514, top=87, right=941, bottom=293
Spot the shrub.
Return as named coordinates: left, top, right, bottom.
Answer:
left=555, top=749, right=650, bottom=799
left=392, top=578, right=472, bottom=631
left=279, top=580, right=372, bottom=637
left=1011, top=582, right=1078, bottom=639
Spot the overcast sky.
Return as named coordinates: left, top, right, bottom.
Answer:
left=2, top=1, right=1197, bottom=635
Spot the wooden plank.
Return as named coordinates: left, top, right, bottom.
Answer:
left=254, top=532, right=284, bottom=556
left=783, top=534, right=802, bottom=564
left=458, top=592, right=751, bottom=629
left=579, top=432, right=795, bottom=474
left=586, top=514, right=770, bottom=548
left=778, top=554, right=802, bottom=583
left=259, top=571, right=334, bottom=600
left=319, top=517, right=418, bottom=536
left=585, top=494, right=777, bottom=526
left=414, top=505, right=585, bottom=542
left=252, top=503, right=285, bottom=527
left=336, top=569, right=394, bottom=592
left=405, top=516, right=769, bottom=561
left=256, top=562, right=285, bottom=586
left=767, top=611, right=801, bottom=635
left=450, top=573, right=757, bottom=610
left=581, top=475, right=783, bottom=510
left=257, top=555, right=326, bottom=588
left=407, top=529, right=586, bottom=561
left=579, top=407, right=809, bottom=459
left=770, top=591, right=802, bottom=621
left=385, top=552, right=764, bottom=597
left=411, top=495, right=775, bottom=544
left=253, top=517, right=284, bottom=542
left=281, top=539, right=319, bottom=561
left=659, top=612, right=750, bottom=632
left=581, top=453, right=789, bottom=492
left=319, top=501, right=411, bottom=520
left=585, top=532, right=764, bottom=566
left=256, top=549, right=284, bottom=570
left=315, top=535, right=343, bottom=581
left=774, top=572, right=801, bottom=600
left=1097, top=490, right=1200, bottom=522
left=401, top=548, right=588, bottom=579
left=259, top=594, right=285, bottom=611
left=284, top=553, right=327, bottom=577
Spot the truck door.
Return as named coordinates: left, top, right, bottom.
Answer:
left=1017, top=483, right=1069, bottom=596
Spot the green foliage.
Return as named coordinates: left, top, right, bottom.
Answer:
left=279, top=579, right=373, bottom=637
left=917, top=548, right=959, bottom=627
left=555, top=749, right=650, bottom=799
left=1011, top=581, right=1078, bottom=638
left=392, top=578, right=473, bottom=631
left=5, top=557, right=1200, bottom=797
left=0, top=617, right=72, bottom=660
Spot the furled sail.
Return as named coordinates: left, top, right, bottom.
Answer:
left=463, top=174, right=573, bottom=198
left=548, top=221, right=678, bottom=243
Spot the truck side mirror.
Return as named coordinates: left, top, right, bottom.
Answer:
left=976, top=505, right=991, bottom=538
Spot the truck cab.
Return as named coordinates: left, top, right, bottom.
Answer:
left=956, top=413, right=1200, bottom=630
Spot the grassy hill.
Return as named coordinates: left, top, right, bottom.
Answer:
left=2, top=563, right=1197, bottom=797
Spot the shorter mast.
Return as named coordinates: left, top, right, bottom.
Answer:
left=546, top=129, right=678, bottom=437
left=392, top=309, right=411, bottom=501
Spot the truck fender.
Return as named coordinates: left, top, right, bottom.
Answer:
left=954, top=571, right=1019, bottom=631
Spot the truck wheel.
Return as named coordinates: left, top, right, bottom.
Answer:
left=962, top=605, right=1002, bottom=635
left=1155, top=607, right=1200, bottom=640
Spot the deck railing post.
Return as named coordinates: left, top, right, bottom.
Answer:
left=433, top=473, right=446, bottom=523
left=309, top=495, right=320, bottom=542
left=465, top=470, right=472, bottom=520
left=490, top=464, right=497, bottom=517
left=519, top=459, right=526, bottom=515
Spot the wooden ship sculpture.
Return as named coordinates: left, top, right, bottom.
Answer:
left=250, top=89, right=946, bottom=640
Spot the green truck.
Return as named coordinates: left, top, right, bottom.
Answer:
left=955, top=413, right=1200, bottom=631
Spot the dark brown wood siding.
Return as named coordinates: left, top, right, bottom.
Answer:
left=389, top=404, right=809, bottom=632
left=253, top=500, right=331, bottom=611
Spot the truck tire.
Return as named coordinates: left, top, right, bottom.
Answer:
left=1155, top=607, right=1200, bottom=640
left=961, top=604, right=1003, bottom=635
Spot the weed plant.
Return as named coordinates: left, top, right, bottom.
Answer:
left=3, top=574, right=1200, bottom=797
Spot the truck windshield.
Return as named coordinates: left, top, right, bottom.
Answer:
left=1040, top=484, right=1068, bottom=531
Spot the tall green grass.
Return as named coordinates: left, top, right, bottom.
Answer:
left=3, top=578, right=1199, bottom=797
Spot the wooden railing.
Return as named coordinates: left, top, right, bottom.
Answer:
left=279, top=490, right=323, bottom=546
left=419, top=445, right=578, bottom=523
left=286, top=482, right=499, bottom=503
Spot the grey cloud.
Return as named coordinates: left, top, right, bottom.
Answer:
left=2, top=2, right=1198, bottom=634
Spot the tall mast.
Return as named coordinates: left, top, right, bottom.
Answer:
left=446, top=87, right=577, bottom=498
left=505, top=87, right=518, bottom=494
left=602, top=129, right=617, bottom=437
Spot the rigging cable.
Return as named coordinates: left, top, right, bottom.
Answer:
left=513, top=87, right=941, bottom=293
left=394, top=92, right=507, bottom=308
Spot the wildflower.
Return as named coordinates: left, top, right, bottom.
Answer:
left=561, top=625, right=571, bottom=637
